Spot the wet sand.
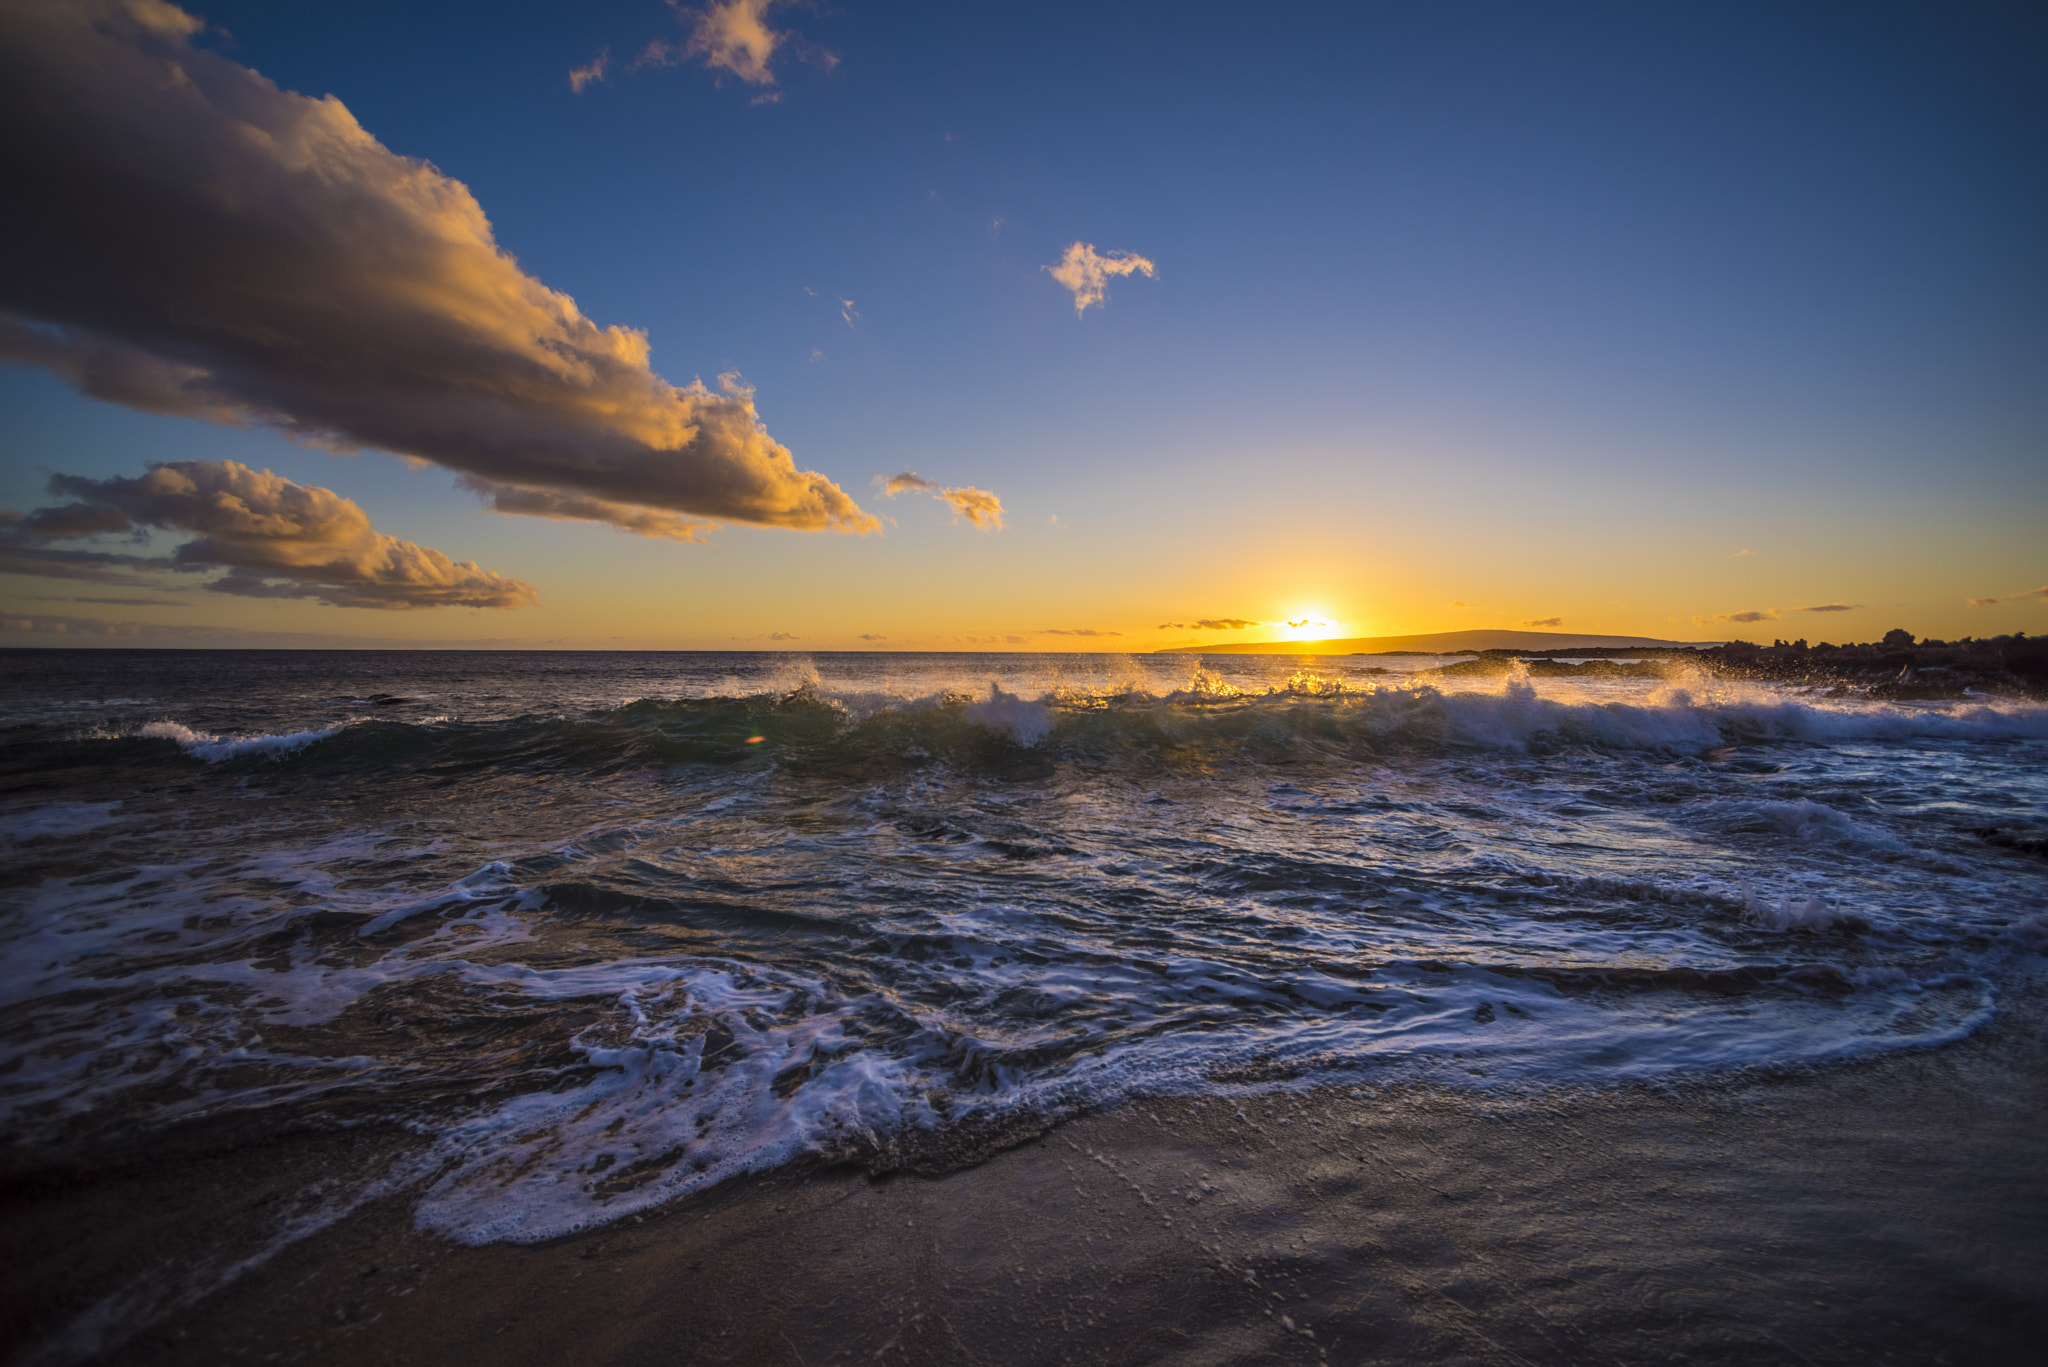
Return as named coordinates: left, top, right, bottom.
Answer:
left=7, top=969, right=2046, bottom=1367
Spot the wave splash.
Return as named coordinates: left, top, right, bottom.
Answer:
left=110, top=672, right=2048, bottom=774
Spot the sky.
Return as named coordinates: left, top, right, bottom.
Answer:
left=1, top=0, right=2043, bottom=650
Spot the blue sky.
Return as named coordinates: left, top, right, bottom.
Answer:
left=2, top=0, right=2043, bottom=646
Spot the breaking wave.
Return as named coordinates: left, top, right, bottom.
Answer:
left=96, top=674, right=2048, bottom=777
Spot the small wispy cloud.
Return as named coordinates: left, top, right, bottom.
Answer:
left=1450, top=600, right=1473, bottom=608
left=636, top=0, right=834, bottom=91
left=1968, top=585, right=2048, bottom=607
left=858, top=633, right=886, bottom=641
left=804, top=286, right=857, bottom=328
left=1044, top=242, right=1156, bottom=316
left=1795, top=603, right=1860, bottom=613
left=1729, top=549, right=1754, bottom=558
left=1156, top=618, right=1260, bottom=630
left=569, top=48, right=610, bottom=93
left=1693, top=609, right=1782, bottom=626
left=768, top=631, right=800, bottom=640
left=1038, top=627, right=1121, bottom=637
left=1521, top=617, right=1564, bottom=628
left=880, top=471, right=1005, bottom=530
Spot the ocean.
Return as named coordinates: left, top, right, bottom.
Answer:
left=3, top=648, right=2045, bottom=1270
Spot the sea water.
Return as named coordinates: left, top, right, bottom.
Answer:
left=2, top=649, right=2044, bottom=1247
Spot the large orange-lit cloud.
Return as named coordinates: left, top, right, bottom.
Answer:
left=1157, top=618, right=1261, bottom=630
left=4, top=460, right=536, bottom=610
left=1044, top=243, right=1157, bottom=315
left=0, top=1, right=875, bottom=541
left=880, top=472, right=1005, bottom=530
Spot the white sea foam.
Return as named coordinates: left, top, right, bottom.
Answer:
left=0, top=801, right=124, bottom=843
left=1741, top=883, right=1858, bottom=932
left=964, top=683, right=1052, bottom=745
left=1700, top=798, right=1912, bottom=853
left=137, top=719, right=342, bottom=762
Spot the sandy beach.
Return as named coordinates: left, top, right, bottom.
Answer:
left=5, top=962, right=2041, bottom=1367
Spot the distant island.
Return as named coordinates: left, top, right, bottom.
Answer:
left=1153, top=628, right=1717, bottom=655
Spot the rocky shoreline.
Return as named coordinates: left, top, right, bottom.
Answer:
left=1400, top=631, right=2048, bottom=700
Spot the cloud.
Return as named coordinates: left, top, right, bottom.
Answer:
left=456, top=477, right=714, bottom=542
left=1968, top=586, right=2048, bottom=607
left=0, top=2, right=875, bottom=541
left=4, top=460, right=535, bottom=610
left=43, top=595, right=187, bottom=607
left=1795, top=603, right=1861, bottom=613
left=0, top=540, right=211, bottom=589
left=1730, top=549, right=1754, bottom=558
left=1044, top=243, right=1156, bottom=316
left=636, top=0, right=832, bottom=89
left=1692, top=609, right=1782, bottom=626
left=880, top=471, right=1005, bottom=530
left=0, top=612, right=542, bottom=648
left=1004, top=635, right=1030, bottom=644
left=1451, top=600, right=1473, bottom=608
left=802, top=287, right=856, bottom=328
left=1156, top=618, right=1260, bottom=630
left=1038, top=628, right=1121, bottom=637
left=858, top=633, right=886, bottom=641
left=569, top=48, right=611, bottom=93
left=1521, top=617, right=1564, bottom=628
left=2, top=613, right=181, bottom=639
left=767, top=631, right=799, bottom=640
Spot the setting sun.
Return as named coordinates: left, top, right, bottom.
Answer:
left=1277, top=613, right=1340, bottom=641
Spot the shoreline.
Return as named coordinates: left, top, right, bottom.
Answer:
left=6, top=966, right=2044, bottom=1366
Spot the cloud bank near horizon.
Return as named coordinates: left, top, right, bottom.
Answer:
left=0, top=0, right=875, bottom=543
left=3, top=460, right=536, bottom=610
left=1969, top=586, right=2048, bottom=607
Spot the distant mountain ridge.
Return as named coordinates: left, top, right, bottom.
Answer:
left=1154, top=628, right=1718, bottom=655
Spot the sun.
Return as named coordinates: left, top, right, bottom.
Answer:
left=1276, top=611, right=1340, bottom=642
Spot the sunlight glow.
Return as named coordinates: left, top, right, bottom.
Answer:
left=1276, top=612, right=1339, bottom=641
